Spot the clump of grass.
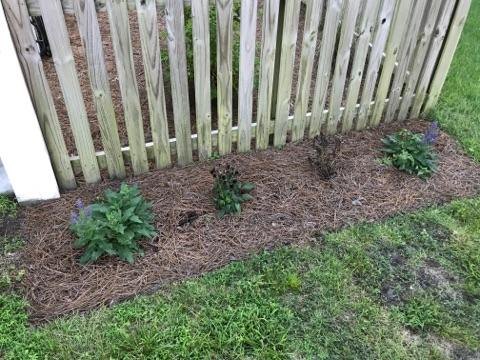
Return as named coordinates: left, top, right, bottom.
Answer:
left=0, top=195, right=17, bottom=218
left=398, top=295, right=442, bottom=331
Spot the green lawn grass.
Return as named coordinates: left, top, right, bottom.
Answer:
left=1, top=2, right=479, bottom=359
left=1, top=198, right=479, bottom=359
left=430, top=0, right=480, bottom=161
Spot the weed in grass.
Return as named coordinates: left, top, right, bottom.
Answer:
left=0, top=267, right=25, bottom=291
left=0, top=196, right=16, bottom=218
left=0, top=237, right=24, bottom=256
left=398, top=295, right=443, bottom=332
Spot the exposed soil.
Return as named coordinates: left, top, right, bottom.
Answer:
left=18, top=120, right=480, bottom=322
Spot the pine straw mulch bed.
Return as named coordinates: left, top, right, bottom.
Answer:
left=19, top=120, right=480, bottom=323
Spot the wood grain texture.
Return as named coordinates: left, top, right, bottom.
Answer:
left=411, top=0, right=457, bottom=117
left=356, top=0, right=396, bottom=130
left=26, top=0, right=191, bottom=16
left=38, top=0, right=101, bottom=183
left=325, top=0, right=361, bottom=135
left=424, top=0, right=472, bottom=112
left=370, top=0, right=413, bottom=127
left=273, top=0, right=301, bottom=147
left=237, top=0, right=258, bottom=152
left=2, top=0, right=76, bottom=189
left=255, top=0, right=280, bottom=150
left=74, top=0, right=126, bottom=178
left=165, top=0, right=193, bottom=165
left=69, top=114, right=301, bottom=174
left=269, top=0, right=285, bottom=122
left=341, top=0, right=381, bottom=133
left=309, top=0, right=343, bottom=137
left=107, top=0, right=148, bottom=174
left=384, top=0, right=427, bottom=123
left=191, top=0, right=212, bottom=159
left=136, top=0, right=171, bottom=168
left=292, top=0, right=323, bottom=142
left=216, top=0, right=233, bottom=155
left=397, top=1, right=443, bottom=121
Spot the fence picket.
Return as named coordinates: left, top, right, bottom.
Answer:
left=384, top=0, right=428, bottom=123
left=74, top=0, right=126, bottom=179
left=256, top=0, right=280, bottom=150
left=341, top=0, right=381, bottom=133
left=165, top=0, right=193, bottom=165
left=356, top=0, right=396, bottom=130
left=7, top=0, right=468, bottom=185
left=191, top=0, right=212, bottom=159
left=292, top=0, right=323, bottom=142
left=411, top=0, right=457, bottom=118
left=370, top=0, right=413, bottom=127
left=26, top=0, right=192, bottom=16
left=237, top=0, right=258, bottom=152
left=216, top=0, right=233, bottom=155
left=397, top=1, right=443, bottom=121
left=326, top=0, right=361, bottom=135
left=424, top=0, right=472, bottom=113
left=273, top=0, right=301, bottom=147
left=136, top=0, right=171, bottom=168
left=2, top=0, right=76, bottom=190
left=38, top=0, right=101, bottom=183
left=106, top=0, right=148, bottom=174
left=309, top=0, right=343, bottom=137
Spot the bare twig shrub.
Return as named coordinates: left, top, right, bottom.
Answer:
left=309, top=135, right=341, bottom=180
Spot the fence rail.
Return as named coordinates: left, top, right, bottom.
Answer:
left=2, top=0, right=471, bottom=190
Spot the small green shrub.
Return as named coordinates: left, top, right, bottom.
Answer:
left=381, top=123, right=439, bottom=179
left=70, top=184, right=156, bottom=264
left=211, top=165, right=254, bottom=217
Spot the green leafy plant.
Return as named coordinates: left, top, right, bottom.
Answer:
left=211, top=165, right=255, bottom=217
left=70, top=184, right=156, bottom=264
left=0, top=195, right=17, bottom=218
left=381, top=124, right=439, bottom=179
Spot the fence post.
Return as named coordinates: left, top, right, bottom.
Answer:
left=0, top=3, right=60, bottom=202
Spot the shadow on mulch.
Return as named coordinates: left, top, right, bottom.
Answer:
left=20, top=120, right=480, bottom=323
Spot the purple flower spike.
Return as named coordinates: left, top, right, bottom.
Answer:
left=422, top=122, right=439, bottom=145
left=75, top=199, right=84, bottom=209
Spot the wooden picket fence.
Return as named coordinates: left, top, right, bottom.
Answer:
left=2, top=0, right=471, bottom=190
